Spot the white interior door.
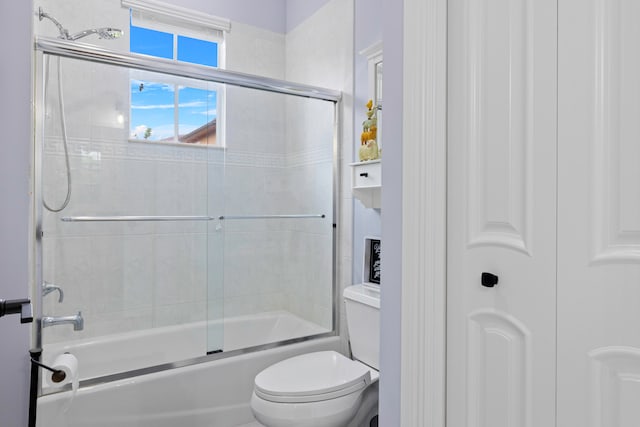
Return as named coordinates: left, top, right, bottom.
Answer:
left=446, top=0, right=557, bottom=425
left=557, top=0, right=640, bottom=425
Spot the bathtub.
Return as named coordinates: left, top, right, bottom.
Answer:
left=41, top=310, right=330, bottom=382
left=37, top=311, right=339, bottom=427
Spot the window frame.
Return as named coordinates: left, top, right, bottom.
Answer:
left=125, top=1, right=228, bottom=147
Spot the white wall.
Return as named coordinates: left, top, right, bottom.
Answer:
left=352, top=0, right=382, bottom=285
left=380, top=0, right=404, bottom=424
left=150, top=0, right=287, bottom=34
left=285, top=0, right=330, bottom=32
left=0, top=0, right=33, bottom=425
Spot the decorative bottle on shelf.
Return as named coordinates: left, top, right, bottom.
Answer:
left=359, top=99, right=380, bottom=161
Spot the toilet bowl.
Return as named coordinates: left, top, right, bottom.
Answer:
left=251, top=285, right=380, bottom=427
left=251, top=350, right=379, bottom=427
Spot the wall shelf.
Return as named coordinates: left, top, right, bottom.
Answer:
left=350, top=159, right=381, bottom=209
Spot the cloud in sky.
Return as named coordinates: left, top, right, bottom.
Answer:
left=131, top=80, right=175, bottom=92
left=146, top=124, right=175, bottom=140
left=130, top=123, right=176, bottom=140
left=131, top=124, right=148, bottom=139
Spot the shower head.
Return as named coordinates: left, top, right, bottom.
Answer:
left=37, top=7, right=123, bottom=41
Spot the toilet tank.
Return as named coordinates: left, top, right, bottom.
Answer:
left=343, top=284, right=380, bottom=370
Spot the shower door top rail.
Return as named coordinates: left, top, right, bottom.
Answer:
left=60, top=214, right=326, bottom=222
left=35, top=37, right=342, bottom=102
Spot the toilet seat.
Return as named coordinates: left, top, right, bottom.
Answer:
left=254, top=351, right=373, bottom=404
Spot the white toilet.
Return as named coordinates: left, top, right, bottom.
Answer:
left=250, top=284, right=380, bottom=427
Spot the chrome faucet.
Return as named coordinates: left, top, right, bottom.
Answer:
left=42, top=311, right=84, bottom=331
left=42, top=282, right=64, bottom=303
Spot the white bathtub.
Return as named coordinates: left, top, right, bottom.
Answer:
left=41, top=310, right=330, bottom=382
left=37, top=311, right=339, bottom=427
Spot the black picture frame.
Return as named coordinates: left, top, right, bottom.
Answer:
left=368, top=238, right=381, bottom=285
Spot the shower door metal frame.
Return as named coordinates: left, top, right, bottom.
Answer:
left=33, top=36, right=342, bottom=392
left=36, top=38, right=341, bottom=102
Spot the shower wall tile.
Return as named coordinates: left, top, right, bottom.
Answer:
left=206, top=158, right=225, bottom=217
left=311, top=303, right=333, bottom=331
left=42, top=234, right=156, bottom=320
left=281, top=230, right=333, bottom=327
left=153, top=233, right=207, bottom=306
left=207, top=298, right=225, bottom=322
left=225, top=22, right=286, bottom=79
left=43, top=56, right=130, bottom=144
left=224, top=164, right=269, bottom=216
left=225, top=88, right=286, bottom=155
left=153, top=301, right=207, bottom=328
left=82, top=307, right=154, bottom=343
left=285, top=0, right=353, bottom=90
left=121, top=235, right=156, bottom=307
left=44, top=307, right=154, bottom=345
left=223, top=231, right=285, bottom=297
left=283, top=0, right=353, bottom=347
left=206, top=230, right=226, bottom=301
left=153, top=161, right=210, bottom=235
left=87, top=237, right=143, bottom=314
left=224, top=292, right=287, bottom=319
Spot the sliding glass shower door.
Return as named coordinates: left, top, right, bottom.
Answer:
left=216, top=86, right=335, bottom=352
left=36, top=45, right=337, bottom=385
left=38, top=54, right=225, bottom=376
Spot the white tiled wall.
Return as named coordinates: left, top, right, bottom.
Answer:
left=284, top=0, right=354, bottom=344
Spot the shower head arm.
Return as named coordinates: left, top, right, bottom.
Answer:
left=68, top=28, right=122, bottom=41
left=38, top=7, right=71, bottom=40
left=68, top=28, right=101, bottom=41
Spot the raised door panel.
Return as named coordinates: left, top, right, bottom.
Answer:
left=589, top=347, right=640, bottom=427
left=558, top=0, right=640, bottom=425
left=466, top=310, right=532, bottom=427
left=447, top=0, right=557, bottom=425
left=464, top=0, right=533, bottom=255
left=589, top=0, right=640, bottom=264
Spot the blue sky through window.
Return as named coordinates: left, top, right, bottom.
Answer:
left=178, top=88, right=217, bottom=137
left=130, top=25, right=173, bottom=59
left=178, top=35, right=218, bottom=67
left=130, top=81, right=174, bottom=140
left=129, top=20, right=219, bottom=142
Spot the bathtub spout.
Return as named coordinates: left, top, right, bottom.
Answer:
left=42, top=311, right=83, bottom=331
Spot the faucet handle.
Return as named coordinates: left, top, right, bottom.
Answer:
left=42, top=282, right=64, bottom=303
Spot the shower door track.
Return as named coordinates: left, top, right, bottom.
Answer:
left=35, top=37, right=342, bottom=102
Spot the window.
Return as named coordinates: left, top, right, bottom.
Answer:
left=126, top=2, right=227, bottom=146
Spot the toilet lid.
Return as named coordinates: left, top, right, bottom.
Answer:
left=254, top=351, right=373, bottom=403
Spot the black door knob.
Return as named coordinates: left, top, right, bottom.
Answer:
left=481, top=272, right=499, bottom=288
